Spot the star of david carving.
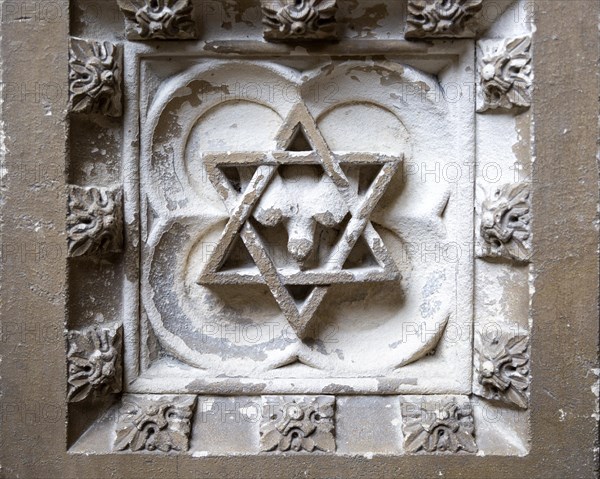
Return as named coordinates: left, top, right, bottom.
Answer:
left=198, top=103, right=402, bottom=338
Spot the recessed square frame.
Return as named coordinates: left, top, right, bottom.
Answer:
left=125, top=40, right=476, bottom=397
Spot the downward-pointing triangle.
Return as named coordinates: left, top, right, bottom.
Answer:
left=283, top=285, right=329, bottom=339
left=286, top=285, right=315, bottom=304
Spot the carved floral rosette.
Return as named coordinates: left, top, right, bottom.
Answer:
left=67, top=325, right=123, bottom=402
left=479, top=183, right=531, bottom=263
left=261, top=0, right=338, bottom=42
left=67, top=185, right=124, bottom=257
left=260, top=396, right=336, bottom=453
left=405, top=0, right=483, bottom=39
left=477, top=35, right=533, bottom=112
left=68, top=37, right=122, bottom=117
left=114, top=395, right=197, bottom=452
left=474, top=331, right=530, bottom=409
left=401, top=397, right=478, bottom=454
left=117, top=0, right=197, bottom=40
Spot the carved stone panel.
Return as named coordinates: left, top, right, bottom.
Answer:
left=136, top=55, right=474, bottom=395
left=58, top=0, right=543, bottom=465
left=5, top=0, right=600, bottom=476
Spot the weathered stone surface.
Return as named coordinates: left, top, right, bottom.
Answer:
left=67, top=185, right=124, bottom=257
left=334, top=396, right=403, bottom=454
left=477, top=36, right=533, bottom=112
left=68, top=38, right=122, bottom=117
left=1, top=0, right=598, bottom=476
left=401, top=396, right=477, bottom=454
left=114, top=395, right=196, bottom=452
left=261, top=0, right=338, bottom=42
left=67, top=325, right=123, bottom=402
left=405, top=0, right=483, bottom=39
left=117, top=0, right=198, bottom=40
left=260, top=396, right=336, bottom=452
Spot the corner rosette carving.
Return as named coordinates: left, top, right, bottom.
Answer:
left=69, top=38, right=122, bottom=117
left=114, top=395, right=196, bottom=452
left=475, top=331, right=530, bottom=409
left=67, top=325, right=122, bottom=402
left=402, top=399, right=477, bottom=453
left=477, top=36, right=532, bottom=112
left=117, top=0, right=197, bottom=40
left=260, top=396, right=336, bottom=452
left=261, top=0, right=338, bottom=42
left=479, top=183, right=531, bottom=263
left=67, top=185, right=124, bottom=257
left=405, top=0, right=483, bottom=39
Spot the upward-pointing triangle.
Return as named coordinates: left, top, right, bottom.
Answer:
left=285, top=124, right=314, bottom=152
left=274, top=103, right=348, bottom=188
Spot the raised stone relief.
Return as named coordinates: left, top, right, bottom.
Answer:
left=67, top=185, right=123, bottom=257
left=68, top=38, right=122, bottom=117
left=479, top=183, right=531, bottom=263
left=477, top=35, right=532, bottom=112
left=117, top=0, right=197, bottom=40
left=475, top=331, right=530, bottom=409
left=260, top=396, right=336, bottom=452
left=114, top=395, right=196, bottom=452
left=197, top=103, right=402, bottom=339
left=55, top=0, right=540, bottom=461
left=57, top=0, right=540, bottom=459
left=67, top=325, right=122, bottom=402
left=402, top=398, right=477, bottom=453
left=139, top=60, right=468, bottom=387
left=261, top=0, right=338, bottom=42
left=405, top=0, right=483, bottom=39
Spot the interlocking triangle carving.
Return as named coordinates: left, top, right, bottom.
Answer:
left=197, top=103, right=402, bottom=338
